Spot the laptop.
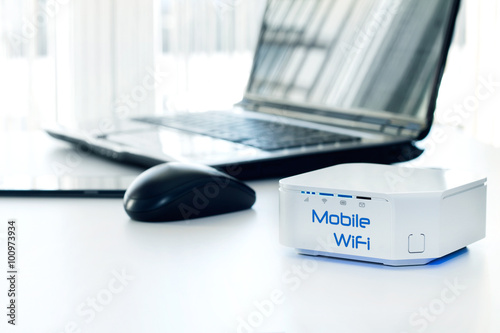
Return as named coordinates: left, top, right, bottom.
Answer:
left=46, top=0, right=461, bottom=179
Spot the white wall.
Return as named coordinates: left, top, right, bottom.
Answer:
left=54, top=0, right=160, bottom=126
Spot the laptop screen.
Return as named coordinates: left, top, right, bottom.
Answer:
left=245, top=0, right=459, bottom=129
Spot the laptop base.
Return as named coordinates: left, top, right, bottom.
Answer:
left=47, top=128, right=422, bottom=179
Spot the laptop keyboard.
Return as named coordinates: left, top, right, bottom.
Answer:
left=134, top=112, right=360, bottom=151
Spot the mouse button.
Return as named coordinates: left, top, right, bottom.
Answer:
left=125, top=163, right=198, bottom=199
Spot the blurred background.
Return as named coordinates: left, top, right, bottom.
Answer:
left=0, top=0, right=499, bottom=144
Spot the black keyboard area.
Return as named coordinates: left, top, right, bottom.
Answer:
left=134, top=112, right=360, bottom=151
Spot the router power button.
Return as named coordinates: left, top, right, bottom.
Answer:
left=408, top=233, right=425, bottom=253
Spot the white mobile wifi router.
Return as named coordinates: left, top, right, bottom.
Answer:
left=279, top=163, right=487, bottom=266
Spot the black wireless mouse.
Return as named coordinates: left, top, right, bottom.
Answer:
left=123, top=162, right=256, bottom=222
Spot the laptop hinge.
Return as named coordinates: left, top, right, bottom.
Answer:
left=238, top=99, right=423, bottom=139
left=379, top=122, right=422, bottom=138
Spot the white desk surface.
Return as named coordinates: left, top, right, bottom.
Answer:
left=1, top=127, right=499, bottom=333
